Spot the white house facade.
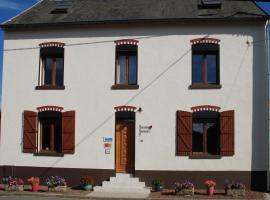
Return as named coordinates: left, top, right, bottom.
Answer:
left=0, top=0, right=269, bottom=190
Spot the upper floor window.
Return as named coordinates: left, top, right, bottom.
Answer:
left=112, top=39, right=139, bottom=90
left=189, top=38, right=221, bottom=89
left=36, top=42, right=65, bottom=90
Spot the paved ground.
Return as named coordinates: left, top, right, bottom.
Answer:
left=0, top=195, right=268, bottom=200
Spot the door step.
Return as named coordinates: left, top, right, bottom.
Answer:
left=90, top=173, right=150, bottom=198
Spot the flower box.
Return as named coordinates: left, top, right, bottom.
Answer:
left=4, top=184, right=24, bottom=191
left=48, top=185, right=67, bottom=192
left=175, top=188, right=194, bottom=196
left=226, top=189, right=245, bottom=197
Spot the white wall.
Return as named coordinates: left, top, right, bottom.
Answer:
left=0, top=22, right=268, bottom=171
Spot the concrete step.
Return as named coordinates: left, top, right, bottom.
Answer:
left=102, top=180, right=145, bottom=188
left=93, top=186, right=150, bottom=194
left=115, top=173, right=133, bottom=178
left=88, top=191, right=150, bottom=198
left=110, top=176, right=140, bottom=183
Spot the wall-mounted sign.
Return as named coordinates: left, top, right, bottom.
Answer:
left=139, top=125, right=152, bottom=135
left=104, top=143, right=112, bottom=154
left=103, top=137, right=113, bottom=142
left=103, top=137, right=113, bottom=154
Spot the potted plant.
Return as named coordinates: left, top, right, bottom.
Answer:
left=81, top=175, right=94, bottom=191
left=45, top=176, right=67, bottom=192
left=152, top=178, right=164, bottom=192
left=224, top=181, right=245, bottom=197
left=174, top=181, right=194, bottom=196
left=27, top=177, right=40, bottom=192
left=2, top=176, right=24, bottom=191
left=204, top=180, right=216, bottom=196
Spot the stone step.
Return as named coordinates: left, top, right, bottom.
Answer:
left=88, top=191, right=150, bottom=198
left=102, top=180, right=145, bottom=188
left=93, top=186, right=151, bottom=194
left=115, top=173, right=133, bottom=178
left=110, top=176, right=140, bottom=183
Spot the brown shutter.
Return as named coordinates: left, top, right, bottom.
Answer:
left=177, top=111, right=192, bottom=156
left=220, top=110, right=234, bottom=156
left=62, top=111, right=75, bottom=154
left=23, top=111, right=37, bottom=153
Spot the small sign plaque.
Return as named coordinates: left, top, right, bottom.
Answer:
left=103, top=137, right=113, bottom=142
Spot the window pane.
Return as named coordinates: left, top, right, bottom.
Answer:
left=117, top=56, right=126, bottom=84
left=44, top=58, right=53, bottom=85
left=42, top=122, right=51, bottom=150
left=206, top=121, right=219, bottom=154
left=192, top=55, right=204, bottom=83
left=207, top=55, right=217, bottom=84
left=54, top=118, right=62, bottom=152
left=192, top=122, right=203, bottom=152
left=56, top=58, right=64, bottom=86
left=128, top=55, right=137, bottom=85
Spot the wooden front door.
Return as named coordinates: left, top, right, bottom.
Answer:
left=116, top=121, right=135, bottom=173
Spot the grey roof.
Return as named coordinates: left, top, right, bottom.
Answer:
left=1, top=0, right=268, bottom=28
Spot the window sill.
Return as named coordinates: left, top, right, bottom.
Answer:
left=189, top=153, right=221, bottom=159
left=35, top=85, right=65, bottom=90
left=189, top=84, right=222, bottom=89
left=111, top=84, right=139, bottom=90
left=34, top=151, right=64, bottom=157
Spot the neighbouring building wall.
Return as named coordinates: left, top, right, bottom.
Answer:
left=0, top=22, right=268, bottom=189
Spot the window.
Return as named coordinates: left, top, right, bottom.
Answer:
left=176, top=108, right=234, bottom=157
left=192, top=111, right=220, bottom=155
left=23, top=108, right=75, bottom=156
left=112, top=39, right=139, bottom=89
left=189, top=39, right=221, bottom=89
left=36, top=42, right=65, bottom=90
left=39, top=111, right=62, bottom=153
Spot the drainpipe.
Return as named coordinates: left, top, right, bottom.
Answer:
left=265, top=18, right=270, bottom=192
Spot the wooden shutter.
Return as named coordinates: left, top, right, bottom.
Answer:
left=23, top=111, right=37, bottom=153
left=220, top=110, right=234, bottom=156
left=62, top=111, right=75, bottom=154
left=177, top=111, right=192, bottom=156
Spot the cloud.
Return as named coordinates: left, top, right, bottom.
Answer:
left=0, top=0, right=29, bottom=11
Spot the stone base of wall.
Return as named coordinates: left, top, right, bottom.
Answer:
left=0, top=166, right=266, bottom=191
left=0, top=165, right=114, bottom=187
left=135, top=170, right=267, bottom=191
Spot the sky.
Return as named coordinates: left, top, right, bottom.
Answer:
left=0, top=0, right=269, bottom=105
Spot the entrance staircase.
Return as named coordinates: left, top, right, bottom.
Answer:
left=89, top=173, right=151, bottom=198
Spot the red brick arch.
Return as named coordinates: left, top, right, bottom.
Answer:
left=191, top=105, right=221, bottom=112
left=114, top=106, right=137, bottom=112
left=190, top=38, right=220, bottom=45
left=39, top=42, right=65, bottom=48
left=36, top=106, right=64, bottom=112
left=114, top=39, right=139, bottom=46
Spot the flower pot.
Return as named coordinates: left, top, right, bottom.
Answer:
left=49, top=185, right=67, bottom=192
left=226, top=189, right=245, bottom=197
left=175, top=188, right=194, bottom=196
left=15, top=185, right=24, bottom=191
left=83, top=184, right=93, bottom=191
left=32, top=184, right=39, bottom=192
left=154, top=185, right=164, bottom=192
left=207, top=186, right=215, bottom=196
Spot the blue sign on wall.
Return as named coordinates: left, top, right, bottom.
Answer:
left=103, top=137, right=113, bottom=142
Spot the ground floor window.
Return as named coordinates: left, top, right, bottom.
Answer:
left=192, top=111, right=220, bottom=155
left=39, top=111, right=62, bottom=153
left=23, top=109, right=75, bottom=155
left=176, top=108, right=234, bottom=157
